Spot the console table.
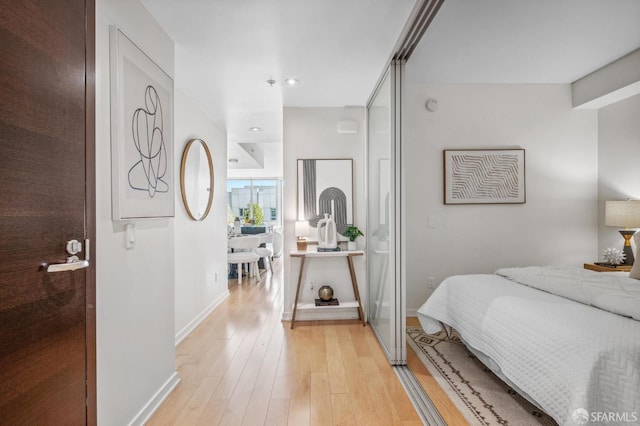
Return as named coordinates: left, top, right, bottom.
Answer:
left=290, top=250, right=366, bottom=329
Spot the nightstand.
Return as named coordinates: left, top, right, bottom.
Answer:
left=583, top=263, right=632, bottom=272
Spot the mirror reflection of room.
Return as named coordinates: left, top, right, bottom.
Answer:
left=403, top=2, right=640, bottom=425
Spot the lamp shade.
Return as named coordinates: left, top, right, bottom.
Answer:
left=295, top=220, right=310, bottom=237
left=604, top=201, right=640, bottom=228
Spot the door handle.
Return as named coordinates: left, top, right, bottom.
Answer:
left=46, top=239, right=91, bottom=273
left=46, top=257, right=90, bottom=272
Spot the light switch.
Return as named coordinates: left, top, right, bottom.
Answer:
left=125, top=223, right=135, bottom=249
left=428, top=216, right=436, bottom=228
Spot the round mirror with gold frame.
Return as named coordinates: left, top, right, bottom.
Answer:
left=180, top=139, right=214, bottom=221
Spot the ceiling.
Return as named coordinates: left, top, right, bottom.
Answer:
left=142, top=0, right=640, bottom=172
left=408, top=0, right=640, bottom=84
left=142, top=0, right=417, bottom=172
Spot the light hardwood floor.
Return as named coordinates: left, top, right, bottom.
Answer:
left=406, top=318, right=468, bottom=426
left=148, top=260, right=462, bottom=425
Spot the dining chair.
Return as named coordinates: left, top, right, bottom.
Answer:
left=256, top=233, right=274, bottom=273
left=272, top=229, right=283, bottom=258
left=227, top=235, right=260, bottom=284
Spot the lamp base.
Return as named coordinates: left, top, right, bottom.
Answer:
left=619, top=230, right=635, bottom=265
left=296, top=239, right=307, bottom=251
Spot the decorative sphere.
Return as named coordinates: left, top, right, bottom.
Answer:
left=318, top=285, right=334, bottom=301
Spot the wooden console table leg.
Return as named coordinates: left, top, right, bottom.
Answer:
left=346, top=254, right=366, bottom=326
left=291, top=255, right=307, bottom=329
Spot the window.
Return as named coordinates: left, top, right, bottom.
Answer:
left=227, top=179, right=282, bottom=227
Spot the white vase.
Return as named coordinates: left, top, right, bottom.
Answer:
left=347, top=241, right=357, bottom=251
left=317, top=213, right=337, bottom=249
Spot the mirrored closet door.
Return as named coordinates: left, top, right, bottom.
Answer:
left=367, top=62, right=406, bottom=364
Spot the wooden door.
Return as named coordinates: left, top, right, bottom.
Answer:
left=0, top=0, right=96, bottom=423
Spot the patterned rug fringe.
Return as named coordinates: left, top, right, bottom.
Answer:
left=407, top=326, right=557, bottom=426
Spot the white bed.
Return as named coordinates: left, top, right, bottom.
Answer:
left=417, top=266, right=640, bottom=426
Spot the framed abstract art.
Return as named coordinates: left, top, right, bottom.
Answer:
left=443, top=149, right=525, bottom=204
left=297, top=158, right=354, bottom=234
left=110, top=26, right=175, bottom=220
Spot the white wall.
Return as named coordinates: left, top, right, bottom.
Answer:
left=174, top=89, right=229, bottom=342
left=96, top=1, right=228, bottom=424
left=96, top=1, right=176, bottom=424
left=597, top=94, right=640, bottom=256
left=282, top=107, right=366, bottom=320
left=404, top=84, right=599, bottom=314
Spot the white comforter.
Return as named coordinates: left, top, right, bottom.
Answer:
left=496, top=266, right=640, bottom=320
left=417, top=270, right=640, bottom=425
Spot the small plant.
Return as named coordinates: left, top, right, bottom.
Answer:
left=343, top=226, right=364, bottom=242
left=244, top=203, right=264, bottom=225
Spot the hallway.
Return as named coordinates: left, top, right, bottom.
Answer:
left=148, top=261, right=422, bottom=425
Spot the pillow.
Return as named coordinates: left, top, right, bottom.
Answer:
left=629, top=232, right=640, bottom=279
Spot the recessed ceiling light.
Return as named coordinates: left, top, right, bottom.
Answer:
left=284, top=78, right=299, bottom=86
left=228, top=158, right=239, bottom=163
left=249, top=127, right=263, bottom=132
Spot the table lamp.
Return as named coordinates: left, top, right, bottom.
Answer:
left=604, top=200, right=640, bottom=265
left=295, top=220, right=310, bottom=251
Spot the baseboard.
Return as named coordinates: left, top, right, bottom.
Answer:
left=128, top=293, right=229, bottom=425
left=175, top=290, right=230, bottom=345
left=406, top=308, right=418, bottom=317
left=128, top=372, right=180, bottom=426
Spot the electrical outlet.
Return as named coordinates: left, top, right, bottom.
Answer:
left=427, top=276, right=436, bottom=287
left=309, top=280, right=314, bottom=291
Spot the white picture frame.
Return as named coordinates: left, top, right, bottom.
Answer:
left=110, top=26, right=174, bottom=220
left=444, top=149, right=526, bottom=204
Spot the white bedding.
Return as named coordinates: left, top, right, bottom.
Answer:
left=496, top=266, right=640, bottom=320
left=417, top=271, right=640, bottom=425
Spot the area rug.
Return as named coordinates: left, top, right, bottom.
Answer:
left=407, top=326, right=558, bottom=426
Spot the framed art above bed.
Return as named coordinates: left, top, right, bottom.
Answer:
left=443, top=149, right=525, bottom=205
